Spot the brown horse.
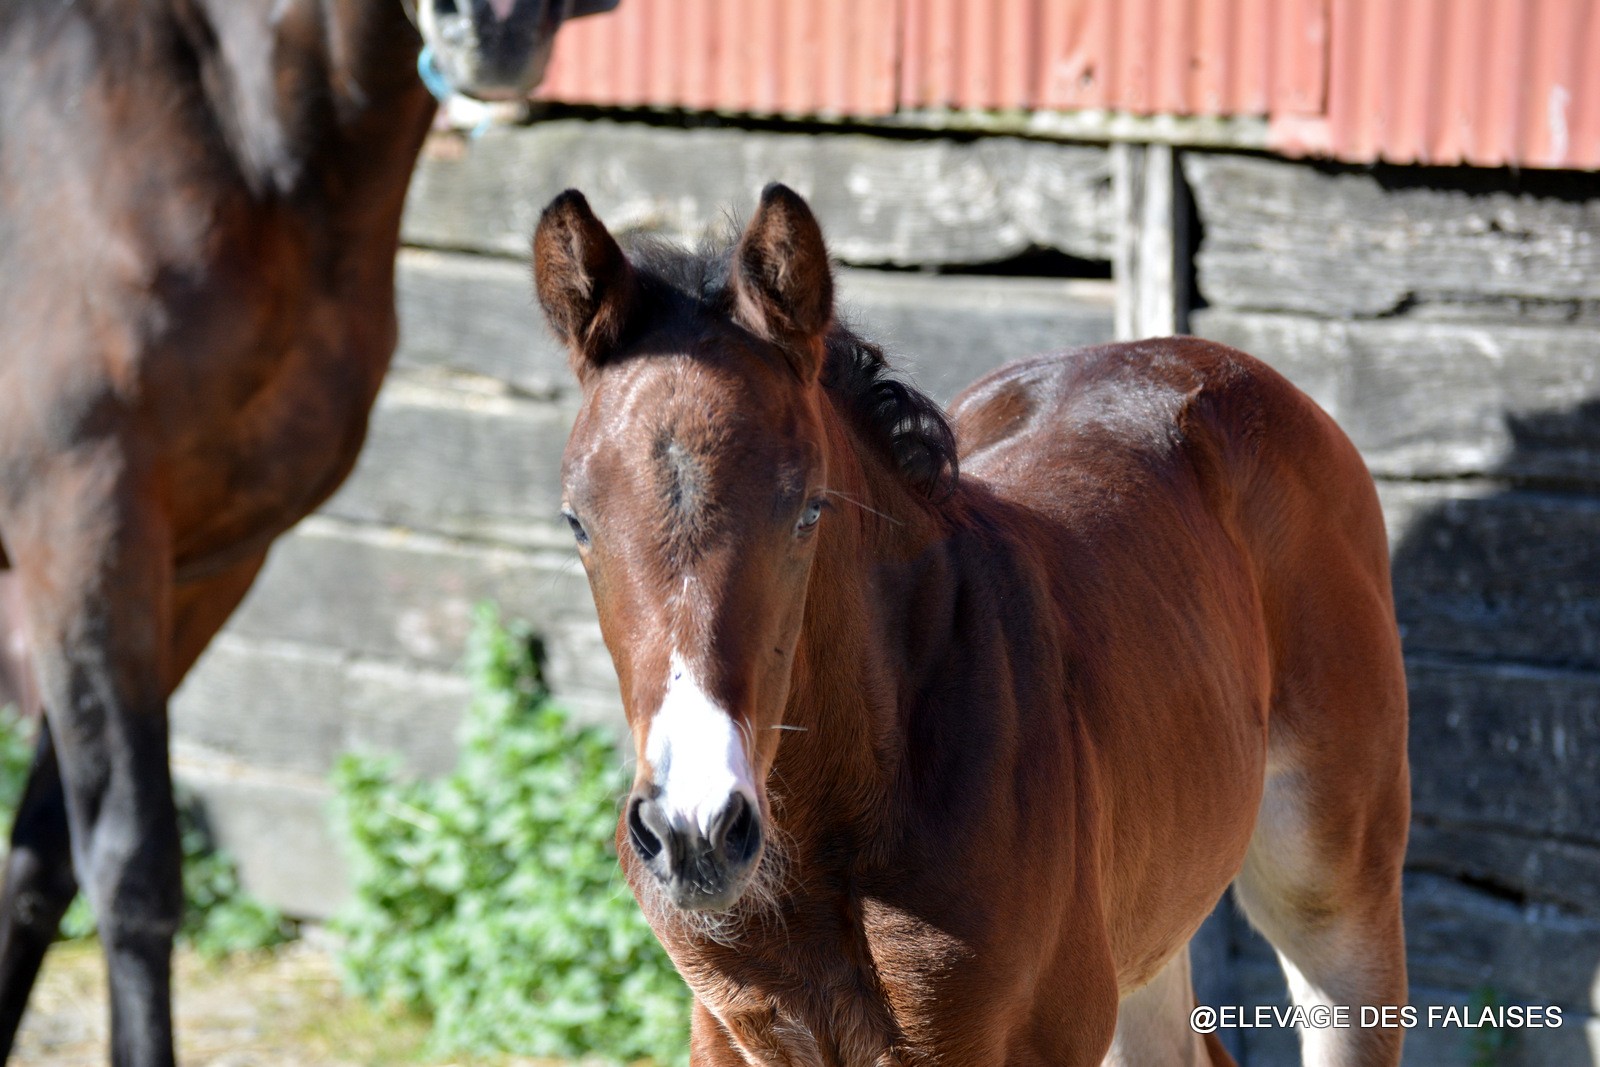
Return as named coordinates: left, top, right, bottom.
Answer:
left=0, top=1, right=606, bottom=1063
left=535, top=185, right=1411, bottom=1066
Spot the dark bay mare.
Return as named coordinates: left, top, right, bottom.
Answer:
left=535, top=186, right=1411, bottom=1066
left=0, top=1, right=607, bottom=1063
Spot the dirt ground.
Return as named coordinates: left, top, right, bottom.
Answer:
left=12, top=938, right=562, bottom=1067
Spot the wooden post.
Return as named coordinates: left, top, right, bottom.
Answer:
left=1112, top=142, right=1190, bottom=341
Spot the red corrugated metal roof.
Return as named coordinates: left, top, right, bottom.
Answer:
left=540, top=0, right=899, bottom=115
left=537, top=0, right=1600, bottom=170
left=1271, top=0, right=1600, bottom=168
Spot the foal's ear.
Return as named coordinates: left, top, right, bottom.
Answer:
left=533, top=190, right=636, bottom=376
left=731, top=183, right=834, bottom=382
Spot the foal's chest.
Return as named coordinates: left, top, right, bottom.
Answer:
left=688, top=898, right=991, bottom=1067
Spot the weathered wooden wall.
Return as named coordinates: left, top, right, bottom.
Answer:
left=167, top=119, right=1600, bottom=1065
left=1186, top=153, right=1600, bottom=1067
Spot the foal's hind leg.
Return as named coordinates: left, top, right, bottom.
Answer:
left=0, top=723, right=78, bottom=1060
left=1232, top=766, right=1408, bottom=1067
left=1236, top=440, right=1411, bottom=1067
left=1103, top=946, right=1235, bottom=1067
left=1232, top=631, right=1409, bottom=1067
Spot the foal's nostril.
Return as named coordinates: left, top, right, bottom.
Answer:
left=712, top=794, right=762, bottom=866
left=627, top=797, right=664, bottom=863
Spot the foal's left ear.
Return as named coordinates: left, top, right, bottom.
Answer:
left=731, top=183, right=834, bottom=382
left=533, top=189, right=636, bottom=378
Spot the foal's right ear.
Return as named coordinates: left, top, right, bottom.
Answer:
left=533, top=190, right=636, bottom=376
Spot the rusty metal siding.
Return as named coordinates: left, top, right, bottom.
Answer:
left=537, top=0, right=1600, bottom=170
left=542, top=0, right=1326, bottom=120
left=1018, top=0, right=1327, bottom=116
left=538, top=0, right=899, bottom=116
left=1267, top=0, right=1600, bottom=168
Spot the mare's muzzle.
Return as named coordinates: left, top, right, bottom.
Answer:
left=627, top=791, right=762, bottom=912
left=417, top=0, right=562, bottom=100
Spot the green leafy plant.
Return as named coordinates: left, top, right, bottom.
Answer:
left=174, top=798, right=296, bottom=958
left=332, top=606, right=690, bottom=1065
left=0, top=705, right=291, bottom=956
left=1467, top=984, right=1515, bottom=1067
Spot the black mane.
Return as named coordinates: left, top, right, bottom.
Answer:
left=627, top=236, right=960, bottom=498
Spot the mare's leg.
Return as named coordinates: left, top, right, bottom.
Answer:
left=164, top=550, right=268, bottom=692
left=0, top=572, right=40, bottom=718
left=0, top=722, right=77, bottom=1060
left=3, top=442, right=181, bottom=1067
left=0, top=542, right=265, bottom=1064
left=1103, top=946, right=1235, bottom=1067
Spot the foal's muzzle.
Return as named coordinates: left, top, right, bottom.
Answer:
left=627, top=791, right=762, bottom=912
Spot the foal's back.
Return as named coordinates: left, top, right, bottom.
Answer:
left=951, top=338, right=1410, bottom=1065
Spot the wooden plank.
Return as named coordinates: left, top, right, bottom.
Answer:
left=1228, top=966, right=1594, bottom=1067
left=835, top=272, right=1115, bottom=403
left=216, top=518, right=621, bottom=725
left=173, top=765, right=348, bottom=920
left=172, top=635, right=471, bottom=780
left=395, top=250, right=568, bottom=401
left=1407, top=655, right=1600, bottom=851
left=1227, top=872, right=1600, bottom=1026
left=402, top=120, right=1114, bottom=267
left=225, top=518, right=598, bottom=670
left=1192, top=309, right=1600, bottom=485
left=1184, top=151, right=1600, bottom=315
left=396, top=248, right=1115, bottom=409
left=1382, top=482, right=1600, bottom=671
left=1407, top=821, right=1600, bottom=918
left=1402, top=872, right=1600, bottom=1012
left=321, top=374, right=576, bottom=550
left=1112, top=142, right=1188, bottom=339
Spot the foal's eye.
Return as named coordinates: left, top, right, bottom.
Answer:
left=796, top=499, right=824, bottom=534
left=561, top=507, right=590, bottom=547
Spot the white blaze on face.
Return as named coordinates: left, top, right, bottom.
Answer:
left=645, top=650, right=756, bottom=835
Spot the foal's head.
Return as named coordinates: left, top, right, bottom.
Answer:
left=413, top=0, right=617, bottom=100
left=535, top=185, right=864, bottom=914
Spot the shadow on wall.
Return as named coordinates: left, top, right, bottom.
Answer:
left=1390, top=395, right=1600, bottom=1067
left=1197, top=397, right=1600, bottom=1067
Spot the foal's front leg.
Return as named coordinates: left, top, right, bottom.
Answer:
left=1, top=443, right=182, bottom=1067
left=691, top=999, right=764, bottom=1066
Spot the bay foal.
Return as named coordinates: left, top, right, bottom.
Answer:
left=536, top=185, right=1410, bottom=1066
